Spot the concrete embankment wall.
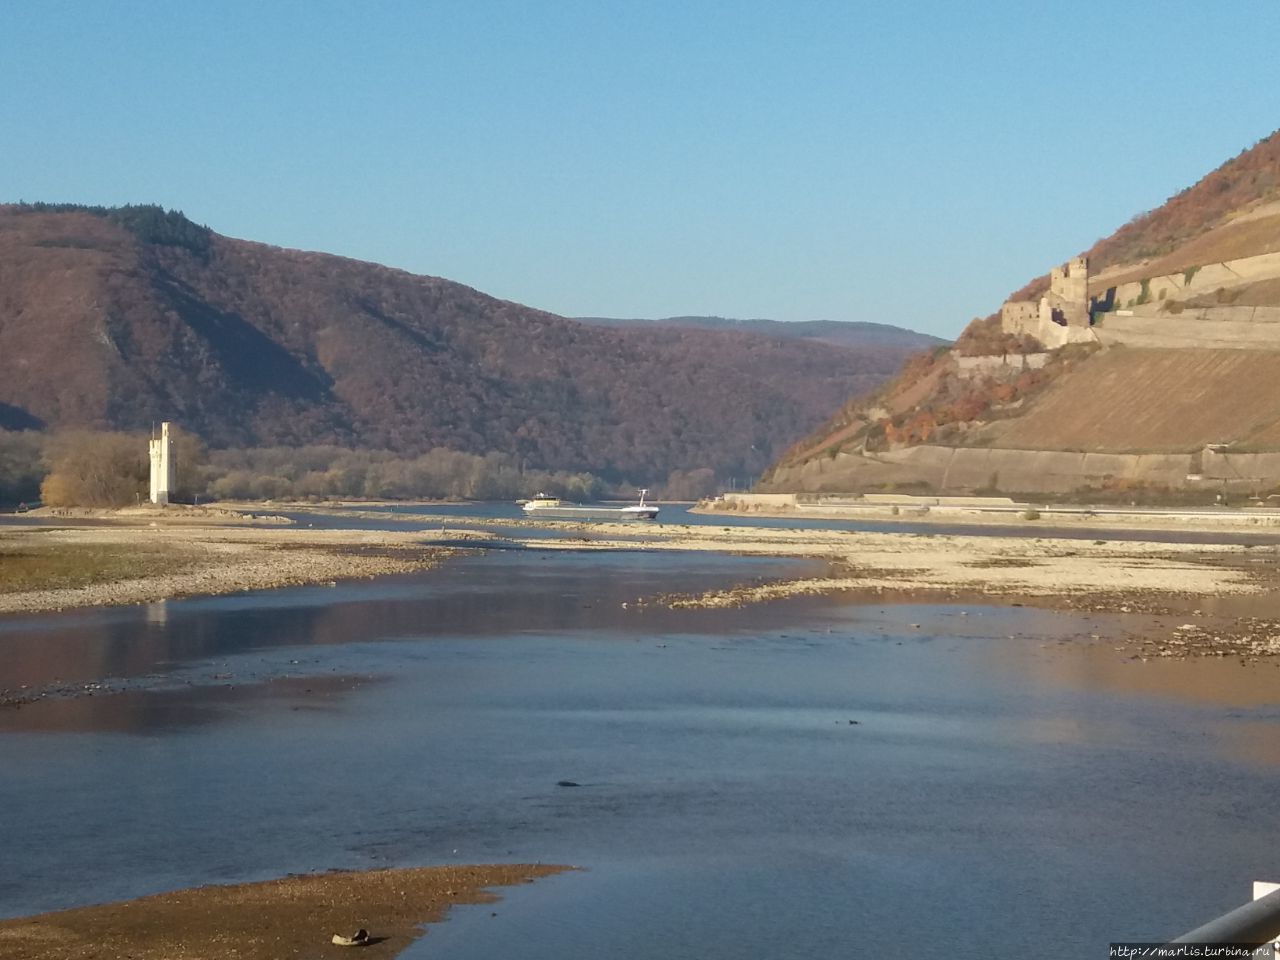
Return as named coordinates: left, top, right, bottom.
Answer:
left=1103, top=251, right=1280, bottom=307
left=766, top=445, right=1280, bottom=495
left=1093, top=307, right=1280, bottom=350
left=953, top=353, right=1050, bottom=377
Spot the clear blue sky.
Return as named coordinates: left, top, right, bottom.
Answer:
left=3, top=0, right=1278, bottom=337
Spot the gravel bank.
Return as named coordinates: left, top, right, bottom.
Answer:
left=0, top=524, right=457, bottom=614
left=0, top=864, right=570, bottom=960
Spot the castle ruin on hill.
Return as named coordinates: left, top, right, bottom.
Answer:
left=1000, top=257, right=1096, bottom=349
left=1000, top=248, right=1280, bottom=352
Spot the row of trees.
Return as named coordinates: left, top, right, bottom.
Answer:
left=0, top=429, right=723, bottom=508
left=205, top=446, right=606, bottom=502
left=34, top=429, right=206, bottom=507
left=14, top=202, right=212, bottom=253
left=0, top=430, right=44, bottom=504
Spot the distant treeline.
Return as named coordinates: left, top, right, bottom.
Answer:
left=11, top=202, right=211, bottom=253
left=206, top=446, right=606, bottom=502
left=0, top=430, right=44, bottom=504
left=0, top=430, right=722, bottom=507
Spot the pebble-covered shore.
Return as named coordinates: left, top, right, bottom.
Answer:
left=0, top=864, right=570, bottom=960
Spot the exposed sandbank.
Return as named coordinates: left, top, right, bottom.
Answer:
left=0, top=864, right=569, bottom=960
left=25, top=503, right=293, bottom=525
left=5, top=504, right=1279, bottom=661
left=494, top=520, right=1263, bottom=599
left=0, top=524, right=467, bottom=614
left=693, top=501, right=1280, bottom=534
left=422, top=517, right=1280, bottom=660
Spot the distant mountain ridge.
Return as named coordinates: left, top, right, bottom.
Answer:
left=0, top=204, right=934, bottom=485
left=576, top=315, right=945, bottom=350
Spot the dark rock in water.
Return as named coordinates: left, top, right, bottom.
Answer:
left=557, top=780, right=581, bottom=788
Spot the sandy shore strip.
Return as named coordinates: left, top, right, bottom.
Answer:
left=24, top=503, right=295, bottom=525
left=5, top=504, right=1279, bottom=659
left=0, top=523, right=481, bottom=614
left=488, top=521, right=1267, bottom=599
left=693, top=501, right=1280, bottom=534
left=0, top=864, right=570, bottom=960
left=424, top=518, right=1280, bottom=659
left=274, top=500, right=1279, bottom=607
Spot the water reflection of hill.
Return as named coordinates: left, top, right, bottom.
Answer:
left=1, top=674, right=375, bottom=735
left=0, top=551, right=821, bottom=734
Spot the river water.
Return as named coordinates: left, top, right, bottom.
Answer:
left=1, top=515, right=1278, bottom=958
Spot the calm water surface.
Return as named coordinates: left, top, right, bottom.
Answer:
left=300, top=499, right=1280, bottom=545
left=0, top=543, right=1277, bottom=958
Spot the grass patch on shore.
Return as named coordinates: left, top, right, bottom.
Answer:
left=0, top=542, right=204, bottom=594
left=964, top=557, right=1042, bottom=568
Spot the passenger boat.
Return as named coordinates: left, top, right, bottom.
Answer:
left=521, top=489, right=659, bottom=520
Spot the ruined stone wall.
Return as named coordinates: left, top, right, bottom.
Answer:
left=1048, top=257, right=1089, bottom=310
left=1123, top=304, right=1280, bottom=323
left=1000, top=250, right=1280, bottom=350
left=1101, top=250, right=1280, bottom=310
left=1000, top=300, right=1040, bottom=337
left=1001, top=257, right=1094, bottom=348
left=953, top=353, right=1050, bottom=377
left=999, top=304, right=1097, bottom=349
left=1042, top=257, right=1090, bottom=330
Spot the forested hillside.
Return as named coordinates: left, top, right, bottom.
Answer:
left=764, top=127, right=1280, bottom=497
left=577, top=315, right=944, bottom=351
left=0, top=204, right=930, bottom=486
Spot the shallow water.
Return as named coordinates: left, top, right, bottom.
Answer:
left=0, top=546, right=1277, bottom=957
left=305, top=498, right=1280, bottom=545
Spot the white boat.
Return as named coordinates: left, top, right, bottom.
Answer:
left=521, top=489, right=660, bottom=520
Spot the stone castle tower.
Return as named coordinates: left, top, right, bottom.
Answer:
left=1043, top=257, right=1090, bottom=328
left=1000, top=256, right=1095, bottom=349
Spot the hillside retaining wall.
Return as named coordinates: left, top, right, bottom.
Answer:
left=954, top=353, right=1050, bottom=377
left=769, top=444, right=1280, bottom=495
left=1103, top=250, right=1280, bottom=307
left=1093, top=309, right=1280, bottom=349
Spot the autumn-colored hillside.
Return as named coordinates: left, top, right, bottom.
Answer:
left=1006, top=128, right=1280, bottom=304
left=765, top=126, right=1280, bottom=497
left=1088, top=130, right=1280, bottom=269
left=0, top=204, right=929, bottom=485
left=576, top=316, right=945, bottom=351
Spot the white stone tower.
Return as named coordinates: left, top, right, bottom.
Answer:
left=149, top=421, right=175, bottom=505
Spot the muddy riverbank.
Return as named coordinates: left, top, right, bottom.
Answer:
left=0, top=864, right=568, bottom=960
